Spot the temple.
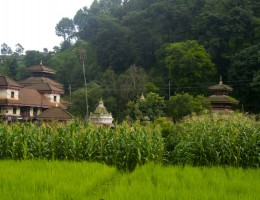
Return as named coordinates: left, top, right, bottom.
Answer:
left=208, top=76, right=239, bottom=112
left=89, top=99, right=113, bottom=126
left=0, top=62, right=72, bottom=121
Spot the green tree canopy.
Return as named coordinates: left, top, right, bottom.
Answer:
left=166, top=93, right=211, bottom=122
left=126, top=92, right=166, bottom=122
left=55, top=17, right=75, bottom=43
left=228, top=44, right=260, bottom=113
left=165, top=40, right=216, bottom=94
left=1, top=43, right=12, bottom=55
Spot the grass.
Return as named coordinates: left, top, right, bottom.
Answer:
left=0, top=161, right=259, bottom=200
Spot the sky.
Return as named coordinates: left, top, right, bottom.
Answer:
left=0, top=0, right=94, bottom=52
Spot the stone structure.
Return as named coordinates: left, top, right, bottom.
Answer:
left=89, top=99, right=113, bottom=126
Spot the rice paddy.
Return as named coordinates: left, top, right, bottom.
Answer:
left=0, top=161, right=259, bottom=200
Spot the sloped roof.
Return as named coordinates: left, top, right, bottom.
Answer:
left=19, top=77, right=63, bottom=89
left=209, top=77, right=233, bottom=91
left=209, top=83, right=233, bottom=91
left=208, top=95, right=239, bottom=104
left=26, top=83, right=64, bottom=94
left=26, top=63, right=56, bottom=74
left=0, top=88, right=66, bottom=108
left=37, top=107, right=74, bottom=121
left=0, top=76, right=23, bottom=89
left=19, top=88, right=57, bottom=107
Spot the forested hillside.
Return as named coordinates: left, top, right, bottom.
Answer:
left=0, top=0, right=259, bottom=121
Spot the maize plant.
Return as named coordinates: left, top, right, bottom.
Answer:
left=165, top=112, right=260, bottom=168
left=0, top=121, right=164, bottom=171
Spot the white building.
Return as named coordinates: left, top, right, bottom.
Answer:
left=89, top=99, right=113, bottom=126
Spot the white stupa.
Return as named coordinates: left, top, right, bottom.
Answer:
left=89, top=98, right=113, bottom=126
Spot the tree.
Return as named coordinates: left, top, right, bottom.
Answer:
left=55, top=17, right=75, bottom=43
left=24, top=50, right=44, bottom=67
left=70, top=82, right=103, bottom=117
left=192, top=0, right=258, bottom=75
left=166, top=93, right=211, bottom=122
left=118, top=64, right=147, bottom=103
left=1, top=43, right=12, bottom=55
left=126, top=92, right=166, bottom=122
left=15, top=43, right=24, bottom=55
left=228, top=44, right=260, bottom=113
left=165, top=40, right=216, bottom=94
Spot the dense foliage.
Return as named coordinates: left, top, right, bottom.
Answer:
left=166, top=93, right=211, bottom=122
left=0, top=0, right=259, bottom=119
left=165, top=113, right=260, bottom=167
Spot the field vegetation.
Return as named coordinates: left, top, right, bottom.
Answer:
left=0, top=112, right=259, bottom=169
left=0, top=121, right=163, bottom=171
left=165, top=112, right=260, bottom=167
left=0, top=112, right=259, bottom=199
left=0, top=161, right=259, bottom=200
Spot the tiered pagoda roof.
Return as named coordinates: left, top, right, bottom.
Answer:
left=0, top=76, right=23, bottom=89
left=19, top=77, right=63, bottom=89
left=26, top=61, right=56, bottom=75
left=208, top=76, right=239, bottom=112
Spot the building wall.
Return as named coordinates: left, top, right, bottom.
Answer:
left=44, top=93, right=60, bottom=103
left=0, top=89, right=19, bottom=99
left=0, top=106, right=21, bottom=117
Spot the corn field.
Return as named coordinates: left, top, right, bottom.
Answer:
left=0, top=122, right=164, bottom=171
left=165, top=113, right=260, bottom=167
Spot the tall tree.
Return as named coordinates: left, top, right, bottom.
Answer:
left=55, top=17, right=75, bottom=43
left=15, top=43, right=24, bottom=55
left=1, top=43, right=12, bottom=55
left=228, top=44, right=260, bottom=113
left=165, top=40, right=216, bottom=94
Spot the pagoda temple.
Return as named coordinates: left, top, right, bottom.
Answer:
left=89, top=99, right=113, bottom=126
left=208, top=76, right=239, bottom=112
left=0, top=61, right=72, bottom=121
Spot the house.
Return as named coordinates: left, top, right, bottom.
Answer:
left=0, top=62, right=72, bottom=121
left=208, top=76, right=239, bottom=112
left=89, top=99, right=113, bottom=126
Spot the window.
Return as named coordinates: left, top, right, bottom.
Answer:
left=13, top=108, right=17, bottom=114
left=11, top=91, right=15, bottom=98
left=54, top=96, right=57, bottom=102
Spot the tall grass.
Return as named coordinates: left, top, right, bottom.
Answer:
left=0, top=121, right=164, bottom=171
left=165, top=112, right=260, bottom=167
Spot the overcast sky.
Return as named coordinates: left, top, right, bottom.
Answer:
left=0, top=0, right=93, bottom=52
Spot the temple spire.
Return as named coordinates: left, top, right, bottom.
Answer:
left=140, top=93, right=145, bottom=100
left=219, top=75, right=223, bottom=85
